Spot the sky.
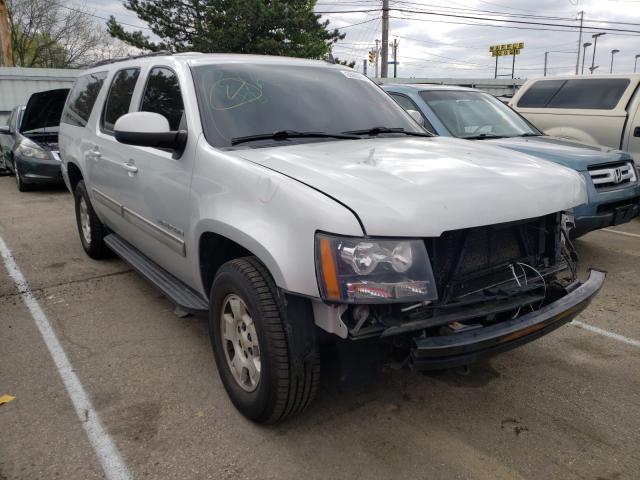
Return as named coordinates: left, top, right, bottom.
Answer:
left=78, top=0, right=640, bottom=79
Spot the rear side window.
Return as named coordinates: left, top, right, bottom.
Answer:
left=140, top=67, right=184, bottom=130
left=102, top=68, right=140, bottom=133
left=61, top=72, right=107, bottom=127
left=516, top=80, right=565, bottom=108
left=518, top=78, right=630, bottom=110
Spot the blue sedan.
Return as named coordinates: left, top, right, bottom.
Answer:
left=383, top=83, right=640, bottom=237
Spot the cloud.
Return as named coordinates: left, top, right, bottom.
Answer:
left=79, top=0, right=640, bottom=78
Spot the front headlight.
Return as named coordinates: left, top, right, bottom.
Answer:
left=315, top=233, right=438, bottom=303
left=16, top=139, right=50, bottom=160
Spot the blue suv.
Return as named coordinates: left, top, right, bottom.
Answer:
left=383, top=84, right=640, bottom=237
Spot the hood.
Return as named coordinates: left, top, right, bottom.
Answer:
left=20, top=88, right=70, bottom=133
left=485, top=135, right=631, bottom=171
left=231, top=136, right=586, bottom=237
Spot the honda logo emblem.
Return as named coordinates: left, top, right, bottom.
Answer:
left=613, top=167, right=623, bottom=184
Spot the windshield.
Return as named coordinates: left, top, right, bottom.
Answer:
left=419, top=90, right=540, bottom=139
left=191, top=63, right=423, bottom=148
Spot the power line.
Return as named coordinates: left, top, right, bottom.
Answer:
left=315, top=7, right=640, bottom=34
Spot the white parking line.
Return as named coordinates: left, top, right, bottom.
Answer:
left=602, top=228, right=640, bottom=239
left=0, top=237, right=132, bottom=480
left=572, top=320, right=640, bottom=348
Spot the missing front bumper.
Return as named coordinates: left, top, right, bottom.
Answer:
left=410, top=269, right=606, bottom=371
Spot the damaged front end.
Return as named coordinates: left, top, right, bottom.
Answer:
left=316, top=213, right=605, bottom=370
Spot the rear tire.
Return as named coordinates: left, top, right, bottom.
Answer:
left=74, top=180, right=109, bottom=259
left=209, top=257, right=319, bottom=424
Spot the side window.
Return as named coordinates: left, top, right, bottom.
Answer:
left=390, top=93, right=436, bottom=133
left=6, top=109, right=14, bottom=128
left=516, top=80, right=565, bottom=108
left=547, top=79, right=630, bottom=110
left=61, top=71, right=108, bottom=127
left=102, top=68, right=140, bottom=133
left=140, top=67, right=184, bottom=130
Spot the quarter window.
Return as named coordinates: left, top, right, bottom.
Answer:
left=61, top=71, right=107, bottom=127
left=140, top=67, right=184, bottom=130
left=102, top=68, right=140, bottom=133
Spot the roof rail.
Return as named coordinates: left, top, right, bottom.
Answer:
left=88, top=50, right=173, bottom=69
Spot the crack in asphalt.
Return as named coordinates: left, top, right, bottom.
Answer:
left=0, top=268, right=133, bottom=302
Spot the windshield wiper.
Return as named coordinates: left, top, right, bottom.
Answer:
left=343, top=126, right=432, bottom=137
left=464, top=133, right=505, bottom=140
left=519, top=132, right=542, bottom=137
left=230, top=130, right=361, bottom=146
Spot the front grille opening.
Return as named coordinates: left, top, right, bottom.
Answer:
left=425, top=214, right=560, bottom=301
left=596, top=196, right=640, bottom=214
left=588, top=161, right=635, bottom=189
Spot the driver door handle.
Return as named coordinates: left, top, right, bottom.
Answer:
left=88, top=145, right=101, bottom=160
left=122, top=161, right=138, bottom=174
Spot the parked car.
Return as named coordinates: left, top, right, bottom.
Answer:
left=0, top=88, right=69, bottom=191
left=59, top=53, right=604, bottom=423
left=510, top=75, right=640, bottom=162
left=383, top=84, right=640, bottom=238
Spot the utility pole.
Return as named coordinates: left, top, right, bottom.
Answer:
left=511, top=51, right=516, bottom=79
left=0, top=0, right=13, bottom=67
left=363, top=59, right=367, bottom=77
left=494, top=55, right=498, bottom=79
left=544, top=52, right=549, bottom=77
left=381, top=0, right=389, bottom=78
left=635, top=54, right=640, bottom=73
left=392, top=38, right=398, bottom=78
left=375, top=39, right=379, bottom=78
left=575, top=11, right=583, bottom=75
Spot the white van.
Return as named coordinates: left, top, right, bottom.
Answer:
left=511, top=75, right=640, bottom=161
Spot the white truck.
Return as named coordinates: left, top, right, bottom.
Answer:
left=511, top=75, right=640, bottom=161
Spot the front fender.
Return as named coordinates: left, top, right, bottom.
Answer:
left=189, top=137, right=364, bottom=298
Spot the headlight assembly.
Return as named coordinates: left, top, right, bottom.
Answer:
left=315, top=233, right=438, bottom=303
left=16, top=139, right=50, bottom=160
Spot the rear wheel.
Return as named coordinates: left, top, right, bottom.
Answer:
left=74, top=180, right=109, bottom=259
left=209, top=257, right=319, bottom=423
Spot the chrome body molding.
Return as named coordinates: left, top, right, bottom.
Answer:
left=92, top=188, right=123, bottom=215
left=93, top=187, right=186, bottom=256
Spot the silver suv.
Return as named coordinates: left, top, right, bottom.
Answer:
left=60, top=53, right=604, bottom=423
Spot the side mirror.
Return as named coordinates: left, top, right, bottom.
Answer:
left=0, top=125, right=10, bottom=135
left=407, top=109, right=425, bottom=127
left=114, top=112, right=186, bottom=151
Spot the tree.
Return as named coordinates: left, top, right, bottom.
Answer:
left=107, top=0, right=344, bottom=59
left=6, top=0, right=133, bottom=68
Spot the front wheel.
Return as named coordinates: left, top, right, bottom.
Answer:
left=15, top=166, right=29, bottom=192
left=209, top=257, right=319, bottom=423
left=74, top=180, right=110, bottom=259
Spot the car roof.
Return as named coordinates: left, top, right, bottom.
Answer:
left=382, top=83, right=481, bottom=93
left=86, top=52, right=344, bottom=73
left=523, top=73, right=640, bottom=82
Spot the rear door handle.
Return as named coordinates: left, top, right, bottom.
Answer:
left=634, top=126, right=640, bottom=137
left=122, top=161, right=138, bottom=175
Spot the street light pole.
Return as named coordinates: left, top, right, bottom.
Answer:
left=544, top=52, right=549, bottom=76
left=635, top=54, right=640, bottom=73
left=610, top=49, right=620, bottom=74
left=581, top=42, right=592, bottom=75
left=590, top=33, right=606, bottom=74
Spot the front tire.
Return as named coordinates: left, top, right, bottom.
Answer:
left=15, top=166, right=29, bottom=192
left=74, top=180, right=109, bottom=259
left=209, top=257, right=319, bottom=424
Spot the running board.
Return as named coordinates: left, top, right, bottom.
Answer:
left=104, top=233, right=208, bottom=315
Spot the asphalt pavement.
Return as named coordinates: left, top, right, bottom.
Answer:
left=1, top=177, right=639, bottom=480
